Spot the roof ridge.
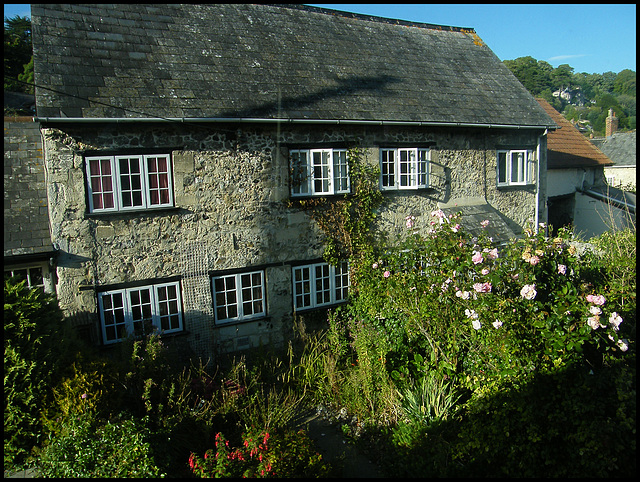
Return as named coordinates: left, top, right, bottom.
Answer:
left=274, top=4, right=475, bottom=32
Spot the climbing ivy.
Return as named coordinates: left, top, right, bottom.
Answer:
left=287, top=147, right=384, bottom=286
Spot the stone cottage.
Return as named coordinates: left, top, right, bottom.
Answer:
left=31, top=4, right=556, bottom=358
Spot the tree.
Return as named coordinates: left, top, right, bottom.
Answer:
left=613, top=69, right=636, bottom=97
left=503, top=56, right=553, bottom=96
left=552, top=64, right=574, bottom=90
left=4, top=15, right=32, bottom=93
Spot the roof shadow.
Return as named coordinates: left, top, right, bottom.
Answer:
left=218, top=74, right=401, bottom=118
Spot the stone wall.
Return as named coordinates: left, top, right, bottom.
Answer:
left=41, top=122, right=545, bottom=359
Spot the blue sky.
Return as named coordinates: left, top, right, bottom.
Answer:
left=4, top=3, right=636, bottom=74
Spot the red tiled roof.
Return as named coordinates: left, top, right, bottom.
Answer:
left=536, top=98, right=613, bottom=169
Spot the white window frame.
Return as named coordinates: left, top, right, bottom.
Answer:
left=496, top=149, right=536, bottom=187
left=380, top=148, right=430, bottom=190
left=212, top=270, right=266, bottom=324
left=97, top=281, right=184, bottom=345
left=292, top=261, right=349, bottom=311
left=85, top=153, right=174, bottom=213
left=4, top=263, right=49, bottom=291
left=290, top=148, right=350, bottom=197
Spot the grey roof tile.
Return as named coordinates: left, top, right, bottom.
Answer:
left=32, top=4, right=555, bottom=127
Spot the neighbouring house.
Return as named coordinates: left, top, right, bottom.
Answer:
left=4, top=115, right=56, bottom=293
left=537, top=98, right=635, bottom=239
left=590, top=112, right=636, bottom=191
left=31, top=4, right=556, bottom=358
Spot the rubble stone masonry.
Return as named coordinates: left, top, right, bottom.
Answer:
left=41, top=122, right=544, bottom=358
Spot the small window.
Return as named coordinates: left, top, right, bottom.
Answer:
left=97, top=281, right=183, bottom=345
left=496, top=149, right=536, bottom=187
left=380, top=148, right=429, bottom=190
left=212, top=270, right=266, bottom=324
left=292, top=261, right=349, bottom=311
left=4, top=265, right=45, bottom=291
left=86, top=154, right=174, bottom=213
left=290, top=149, right=350, bottom=197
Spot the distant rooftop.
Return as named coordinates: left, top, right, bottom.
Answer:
left=591, top=130, right=636, bottom=167
left=536, top=98, right=612, bottom=169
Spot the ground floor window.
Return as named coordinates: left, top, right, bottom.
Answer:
left=4, top=263, right=49, bottom=292
left=292, top=261, right=349, bottom=311
left=212, top=270, right=266, bottom=324
left=98, top=281, right=183, bottom=344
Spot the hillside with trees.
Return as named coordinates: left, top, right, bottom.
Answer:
left=504, top=56, right=636, bottom=136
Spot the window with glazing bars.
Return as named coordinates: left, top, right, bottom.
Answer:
left=86, top=154, right=173, bottom=212
left=97, top=281, right=183, bottom=345
left=292, top=261, right=349, bottom=310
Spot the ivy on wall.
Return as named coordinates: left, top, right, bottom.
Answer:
left=286, top=147, right=384, bottom=288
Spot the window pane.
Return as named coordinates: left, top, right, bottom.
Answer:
left=399, top=149, right=416, bottom=187
left=147, top=155, right=172, bottom=206
left=156, top=283, right=182, bottom=333
left=417, top=149, right=429, bottom=187
left=312, top=150, right=331, bottom=194
left=101, top=292, right=126, bottom=343
left=333, top=150, right=349, bottom=193
left=497, top=152, right=507, bottom=184
left=118, top=157, right=145, bottom=208
left=511, top=152, right=525, bottom=183
left=87, top=158, right=115, bottom=210
left=294, top=267, right=311, bottom=309
left=290, top=151, right=310, bottom=195
left=381, top=150, right=395, bottom=188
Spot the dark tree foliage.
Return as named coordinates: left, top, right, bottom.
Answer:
left=4, top=15, right=33, bottom=94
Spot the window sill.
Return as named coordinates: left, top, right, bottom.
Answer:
left=293, top=301, right=348, bottom=314
left=213, top=316, right=272, bottom=328
left=85, top=206, right=182, bottom=220
left=99, top=328, right=189, bottom=348
left=496, top=184, right=536, bottom=192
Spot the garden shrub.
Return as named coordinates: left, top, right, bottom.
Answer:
left=38, top=411, right=165, bottom=478
left=325, top=210, right=634, bottom=476
left=3, top=278, right=77, bottom=468
left=189, top=427, right=333, bottom=478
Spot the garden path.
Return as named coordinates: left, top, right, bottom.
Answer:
left=298, top=408, right=385, bottom=478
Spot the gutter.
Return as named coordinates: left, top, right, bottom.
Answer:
left=577, top=187, right=636, bottom=215
left=34, top=116, right=557, bottom=130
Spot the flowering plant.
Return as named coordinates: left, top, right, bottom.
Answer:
left=188, top=428, right=331, bottom=478
left=344, top=212, right=632, bottom=392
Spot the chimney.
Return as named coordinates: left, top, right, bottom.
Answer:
left=605, top=108, right=618, bottom=137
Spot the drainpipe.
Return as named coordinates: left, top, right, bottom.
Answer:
left=535, top=129, right=547, bottom=234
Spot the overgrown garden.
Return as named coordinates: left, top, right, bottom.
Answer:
left=4, top=152, right=636, bottom=477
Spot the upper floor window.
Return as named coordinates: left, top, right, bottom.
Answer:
left=496, top=149, right=536, bottom=187
left=212, top=270, right=266, bottom=324
left=290, top=148, right=350, bottom=197
left=292, top=261, right=349, bottom=311
left=98, top=280, right=184, bottom=345
left=85, top=154, right=174, bottom=213
left=380, top=148, right=429, bottom=190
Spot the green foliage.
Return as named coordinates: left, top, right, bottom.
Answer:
left=3, top=15, right=32, bottom=95
left=38, top=412, right=166, bottom=478
left=3, top=278, right=70, bottom=468
left=189, top=428, right=333, bottom=478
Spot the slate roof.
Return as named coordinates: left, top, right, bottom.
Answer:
left=31, top=4, right=555, bottom=128
left=536, top=98, right=612, bottom=169
left=591, top=131, right=636, bottom=167
left=4, top=117, right=54, bottom=260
